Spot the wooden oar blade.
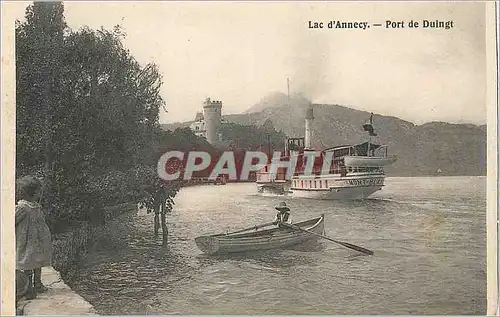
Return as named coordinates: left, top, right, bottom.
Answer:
left=282, top=222, right=374, bottom=256
left=338, top=241, right=374, bottom=255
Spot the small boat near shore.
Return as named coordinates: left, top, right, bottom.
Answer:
left=194, top=214, right=325, bottom=255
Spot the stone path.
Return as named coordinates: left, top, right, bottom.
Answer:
left=17, top=267, right=98, bottom=315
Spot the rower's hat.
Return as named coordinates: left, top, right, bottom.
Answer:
left=275, top=201, right=290, bottom=211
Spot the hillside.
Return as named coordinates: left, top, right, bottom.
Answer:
left=162, top=94, right=486, bottom=176
left=244, top=91, right=311, bottom=114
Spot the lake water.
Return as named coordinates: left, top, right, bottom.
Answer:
left=68, top=176, right=486, bottom=315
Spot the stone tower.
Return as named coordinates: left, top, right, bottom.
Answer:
left=202, top=97, right=222, bottom=144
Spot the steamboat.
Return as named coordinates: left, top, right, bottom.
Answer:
left=256, top=105, right=397, bottom=200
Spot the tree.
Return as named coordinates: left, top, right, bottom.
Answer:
left=261, top=119, right=275, bottom=134
left=16, top=2, right=178, bottom=235
left=137, top=166, right=181, bottom=246
left=15, top=2, right=67, bottom=217
left=59, top=26, right=164, bottom=173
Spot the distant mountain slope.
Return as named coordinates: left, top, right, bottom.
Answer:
left=244, top=92, right=311, bottom=114
left=162, top=95, right=486, bottom=176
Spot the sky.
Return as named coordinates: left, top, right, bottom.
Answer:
left=8, top=1, right=487, bottom=125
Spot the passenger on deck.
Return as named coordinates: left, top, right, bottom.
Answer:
left=274, top=202, right=292, bottom=226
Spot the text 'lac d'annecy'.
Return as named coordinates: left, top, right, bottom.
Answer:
left=308, top=19, right=454, bottom=30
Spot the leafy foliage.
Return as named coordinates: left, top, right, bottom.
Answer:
left=219, top=120, right=287, bottom=151
left=136, top=165, right=181, bottom=246
left=137, top=167, right=182, bottom=216
left=156, top=127, right=216, bottom=154
left=15, top=2, right=178, bottom=233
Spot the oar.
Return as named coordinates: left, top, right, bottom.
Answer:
left=281, top=222, right=374, bottom=255
left=222, top=221, right=277, bottom=236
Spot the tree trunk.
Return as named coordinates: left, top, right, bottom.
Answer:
left=42, top=65, right=54, bottom=219
left=160, top=201, right=168, bottom=246
left=153, top=208, right=160, bottom=237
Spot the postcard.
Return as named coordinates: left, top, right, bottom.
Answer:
left=1, top=1, right=497, bottom=315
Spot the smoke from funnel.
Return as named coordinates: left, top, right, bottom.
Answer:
left=287, top=33, right=332, bottom=102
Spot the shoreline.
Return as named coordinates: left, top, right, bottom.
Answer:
left=17, top=203, right=139, bottom=315
left=18, top=267, right=97, bottom=315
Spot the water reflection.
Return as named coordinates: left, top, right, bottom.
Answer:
left=69, top=178, right=486, bottom=315
left=195, top=244, right=322, bottom=269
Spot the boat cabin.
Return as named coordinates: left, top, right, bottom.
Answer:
left=322, top=142, right=388, bottom=157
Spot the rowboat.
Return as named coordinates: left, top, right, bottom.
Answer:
left=194, top=214, right=325, bottom=255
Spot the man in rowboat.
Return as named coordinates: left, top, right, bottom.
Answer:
left=274, top=202, right=292, bottom=227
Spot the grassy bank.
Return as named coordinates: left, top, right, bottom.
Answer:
left=52, top=202, right=138, bottom=282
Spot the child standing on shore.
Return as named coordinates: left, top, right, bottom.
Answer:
left=15, top=176, right=53, bottom=299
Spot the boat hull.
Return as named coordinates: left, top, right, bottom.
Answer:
left=256, top=181, right=291, bottom=195
left=289, top=185, right=382, bottom=200
left=195, top=215, right=324, bottom=255
left=289, top=174, right=385, bottom=200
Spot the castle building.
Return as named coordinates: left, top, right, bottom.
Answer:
left=189, top=97, right=223, bottom=144
left=190, top=111, right=206, bottom=138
